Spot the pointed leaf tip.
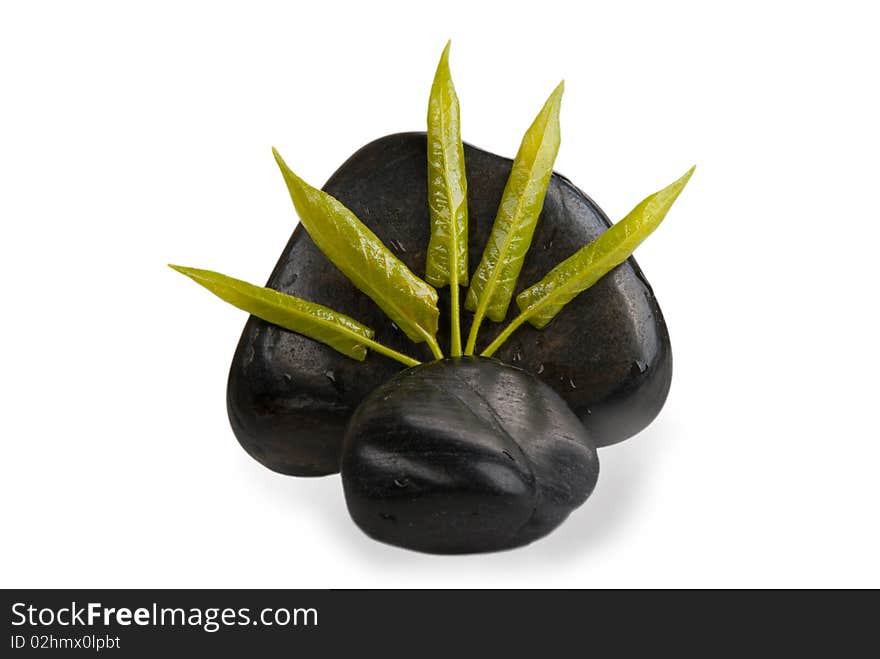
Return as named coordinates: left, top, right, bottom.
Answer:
left=272, top=148, right=301, bottom=187
left=441, top=39, right=451, bottom=60
left=654, top=165, right=696, bottom=208
left=271, top=147, right=287, bottom=172
left=431, top=39, right=458, bottom=85
left=544, top=81, right=564, bottom=110
left=168, top=263, right=196, bottom=278
left=680, top=164, right=696, bottom=184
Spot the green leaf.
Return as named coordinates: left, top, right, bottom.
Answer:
left=272, top=149, right=443, bottom=359
left=426, top=41, right=468, bottom=289
left=168, top=265, right=375, bottom=360
left=169, top=265, right=421, bottom=366
left=426, top=40, right=468, bottom=356
left=480, top=166, right=695, bottom=358
left=516, top=166, right=695, bottom=328
left=464, top=81, right=563, bottom=353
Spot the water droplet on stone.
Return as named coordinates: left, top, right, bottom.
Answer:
left=537, top=363, right=545, bottom=374
left=391, top=322, right=399, bottom=331
left=283, top=373, right=292, bottom=383
left=325, top=370, right=345, bottom=394
left=568, top=377, right=577, bottom=390
left=393, top=477, right=409, bottom=488
left=631, top=360, right=648, bottom=376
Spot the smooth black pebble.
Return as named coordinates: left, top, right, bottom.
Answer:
left=341, top=358, right=600, bottom=554
left=228, top=133, right=672, bottom=475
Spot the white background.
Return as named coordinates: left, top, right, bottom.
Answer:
left=2, top=1, right=878, bottom=588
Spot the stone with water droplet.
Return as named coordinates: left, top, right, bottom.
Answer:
left=342, top=358, right=599, bottom=554
left=227, top=133, right=671, bottom=475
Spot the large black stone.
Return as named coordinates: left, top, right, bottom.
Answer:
left=341, top=358, right=599, bottom=553
left=227, top=133, right=671, bottom=476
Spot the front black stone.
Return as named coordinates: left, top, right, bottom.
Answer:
left=227, top=133, right=672, bottom=476
left=341, top=358, right=599, bottom=554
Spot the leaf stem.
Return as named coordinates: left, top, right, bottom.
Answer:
left=426, top=334, right=445, bottom=360
left=450, top=279, right=462, bottom=357
left=464, top=305, right=485, bottom=355
left=479, top=312, right=529, bottom=358
left=362, top=337, right=422, bottom=367
left=415, top=324, right=444, bottom=360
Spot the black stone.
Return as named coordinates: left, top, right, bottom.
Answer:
left=341, top=358, right=599, bottom=554
left=227, top=133, right=672, bottom=476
